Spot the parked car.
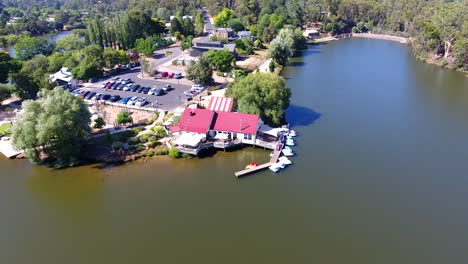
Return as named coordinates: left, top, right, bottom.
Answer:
left=130, top=84, right=140, bottom=92
left=85, top=92, right=96, bottom=100
left=136, top=87, right=144, bottom=93
left=109, top=95, right=121, bottom=102
left=184, top=91, right=196, bottom=97
left=111, top=82, right=120, bottom=89
left=163, top=84, right=172, bottom=91
left=154, top=88, right=165, bottom=96
left=142, top=87, right=151, bottom=94
left=135, top=97, right=148, bottom=107
left=101, top=82, right=109, bottom=88
left=80, top=91, right=90, bottom=98
left=117, top=83, right=126, bottom=90
left=121, top=78, right=133, bottom=85
left=148, top=88, right=158, bottom=95
left=105, top=82, right=114, bottom=89
left=101, top=94, right=111, bottom=101
left=127, top=96, right=139, bottom=105
left=123, top=84, right=132, bottom=91
left=174, top=73, right=183, bottom=79
left=92, top=93, right=102, bottom=100
left=111, top=77, right=120, bottom=81
left=121, top=97, right=132, bottom=104
left=168, top=72, right=175, bottom=78
left=160, top=72, right=168, bottom=78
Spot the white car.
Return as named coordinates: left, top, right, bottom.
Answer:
left=123, top=84, right=133, bottom=91
left=192, top=84, right=203, bottom=89
left=148, top=87, right=158, bottom=95
left=127, top=96, right=139, bottom=105
left=135, top=98, right=147, bottom=107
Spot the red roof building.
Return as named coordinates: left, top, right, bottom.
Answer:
left=211, top=111, right=259, bottom=135
left=170, top=108, right=214, bottom=134
left=170, top=108, right=260, bottom=135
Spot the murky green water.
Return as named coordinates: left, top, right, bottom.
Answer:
left=1, top=38, right=467, bottom=263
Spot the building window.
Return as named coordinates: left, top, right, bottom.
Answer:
left=244, top=134, right=252, bottom=140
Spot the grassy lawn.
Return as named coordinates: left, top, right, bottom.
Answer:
left=0, top=123, right=12, bottom=134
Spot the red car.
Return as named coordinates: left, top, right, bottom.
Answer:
left=168, top=72, right=175, bottom=78
left=105, top=82, right=114, bottom=88
left=161, top=72, right=168, bottom=78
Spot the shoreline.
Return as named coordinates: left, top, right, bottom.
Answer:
left=309, top=33, right=466, bottom=74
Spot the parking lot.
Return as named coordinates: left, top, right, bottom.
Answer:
left=82, top=67, right=193, bottom=111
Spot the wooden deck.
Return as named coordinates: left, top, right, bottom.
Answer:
left=234, top=143, right=283, bottom=178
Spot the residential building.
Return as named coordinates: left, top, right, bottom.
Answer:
left=214, top=28, right=234, bottom=39
left=237, top=31, right=253, bottom=40
left=190, top=41, right=236, bottom=57
left=49, top=67, right=73, bottom=86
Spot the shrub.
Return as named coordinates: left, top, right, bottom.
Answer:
left=132, top=126, right=145, bottom=134
left=93, top=116, right=106, bottom=129
left=217, top=71, right=224, bottom=77
left=116, top=111, right=133, bottom=125
left=113, top=130, right=136, bottom=142
left=169, top=147, right=181, bottom=158
left=153, top=127, right=167, bottom=137
left=147, top=140, right=160, bottom=148
left=181, top=153, right=193, bottom=159
left=112, top=141, right=124, bottom=151
left=138, top=133, right=154, bottom=143
left=154, top=145, right=169, bottom=155
left=163, top=112, right=173, bottom=122
left=172, top=116, right=181, bottom=125
left=137, top=143, right=146, bottom=151
left=128, top=137, right=140, bottom=145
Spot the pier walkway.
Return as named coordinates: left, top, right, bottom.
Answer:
left=234, top=143, right=283, bottom=178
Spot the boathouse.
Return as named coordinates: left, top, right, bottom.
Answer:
left=170, top=107, right=265, bottom=155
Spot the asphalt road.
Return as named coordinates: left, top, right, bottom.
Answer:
left=83, top=68, right=192, bottom=111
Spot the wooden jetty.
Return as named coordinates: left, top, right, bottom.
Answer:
left=234, top=143, right=283, bottom=178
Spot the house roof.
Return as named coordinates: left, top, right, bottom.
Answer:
left=216, top=28, right=233, bottom=32
left=211, top=111, right=259, bottom=135
left=207, top=97, right=233, bottom=112
left=238, top=31, right=251, bottom=36
left=49, top=67, right=72, bottom=83
left=170, top=108, right=214, bottom=134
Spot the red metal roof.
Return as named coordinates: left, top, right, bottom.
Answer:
left=170, top=108, right=214, bottom=134
left=211, top=111, right=259, bottom=135
left=207, top=96, right=234, bottom=112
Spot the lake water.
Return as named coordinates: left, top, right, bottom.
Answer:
left=1, top=38, right=467, bottom=264
left=0, top=30, right=72, bottom=57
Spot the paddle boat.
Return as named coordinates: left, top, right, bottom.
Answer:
left=288, top=130, right=297, bottom=137
left=278, top=156, right=292, bottom=166
left=286, top=138, right=295, bottom=146
left=282, top=148, right=295, bottom=156
left=245, top=163, right=259, bottom=169
left=269, top=163, right=282, bottom=172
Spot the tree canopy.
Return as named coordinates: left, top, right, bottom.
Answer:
left=206, top=49, right=235, bottom=72
left=227, top=73, right=291, bottom=126
left=14, top=36, right=54, bottom=60
left=11, top=87, right=91, bottom=167
left=186, top=55, right=214, bottom=85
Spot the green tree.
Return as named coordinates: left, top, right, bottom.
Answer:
left=183, top=17, right=195, bottom=37
left=72, top=61, right=102, bottom=81
left=117, top=111, right=133, bottom=125
left=206, top=49, right=235, bottom=72
left=186, top=55, right=214, bottom=85
left=47, top=52, right=67, bottom=72
left=170, top=17, right=183, bottom=36
left=11, top=87, right=91, bottom=167
left=14, top=36, right=54, bottom=61
left=268, top=37, right=292, bottom=66
left=55, top=34, right=85, bottom=52
left=214, top=8, right=236, bottom=28
left=10, top=55, right=52, bottom=99
left=227, top=73, right=291, bottom=126
left=227, top=18, right=245, bottom=32
left=135, top=37, right=156, bottom=56
left=0, top=51, right=19, bottom=83
left=180, top=35, right=193, bottom=51
left=194, top=12, right=205, bottom=36
left=103, top=48, right=129, bottom=68
left=0, top=83, right=13, bottom=101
